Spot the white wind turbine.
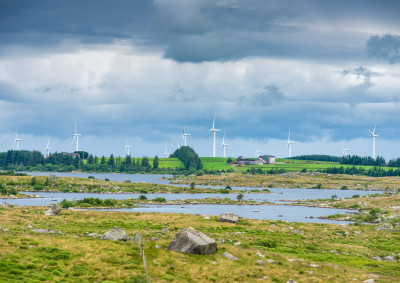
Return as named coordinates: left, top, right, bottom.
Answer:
left=44, top=139, right=52, bottom=156
left=255, top=149, right=262, bottom=157
left=210, top=114, right=220, bottom=157
left=221, top=131, right=229, bottom=158
left=287, top=129, right=294, bottom=158
left=15, top=129, right=22, bottom=150
left=342, top=144, right=350, bottom=156
left=164, top=145, right=169, bottom=158
left=369, top=125, right=378, bottom=159
left=72, top=122, right=82, bottom=152
left=124, top=138, right=132, bottom=156
left=182, top=128, right=190, bottom=146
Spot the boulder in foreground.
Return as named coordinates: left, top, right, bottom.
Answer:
left=167, top=227, right=217, bottom=255
left=102, top=227, right=128, bottom=241
left=219, top=213, right=239, bottom=223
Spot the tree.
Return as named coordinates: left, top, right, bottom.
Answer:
left=237, top=193, right=244, bottom=202
left=170, top=146, right=203, bottom=170
left=107, top=154, right=115, bottom=168
left=100, top=156, right=106, bottom=165
left=153, top=155, right=159, bottom=169
left=190, top=182, right=195, bottom=190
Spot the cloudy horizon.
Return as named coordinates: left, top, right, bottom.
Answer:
left=1, top=0, right=400, bottom=159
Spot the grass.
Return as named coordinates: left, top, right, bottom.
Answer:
left=0, top=207, right=399, bottom=282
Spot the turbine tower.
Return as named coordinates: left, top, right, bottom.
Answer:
left=124, top=138, right=132, bottom=156
left=369, top=125, right=378, bottom=159
left=255, top=149, right=262, bottom=157
left=15, top=129, right=22, bottom=150
left=209, top=114, right=219, bottom=157
left=44, top=139, right=52, bottom=156
left=221, top=131, right=229, bottom=158
left=287, top=129, right=294, bottom=158
left=72, top=121, right=82, bottom=152
left=164, top=145, right=169, bottom=158
left=182, top=128, right=190, bottom=146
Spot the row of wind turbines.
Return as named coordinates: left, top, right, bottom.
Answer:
left=12, top=120, right=380, bottom=159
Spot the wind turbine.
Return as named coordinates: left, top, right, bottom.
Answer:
left=287, top=129, right=294, bottom=158
left=221, top=131, right=229, bottom=158
left=15, top=129, right=22, bottom=150
left=124, top=138, right=132, bottom=156
left=72, top=121, right=82, bottom=152
left=342, top=144, right=350, bottom=156
left=255, top=149, right=262, bottom=157
left=182, top=128, right=190, bottom=146
left=369, top=125, right=378, bottom=159
left=209, top=114, right=220, bottom=157
left=164, top=145, right=169, bottom=158
left=44, top=139, right=52, bottom=156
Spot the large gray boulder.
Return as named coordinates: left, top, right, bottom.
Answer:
left=167, top=227, right=217, bottom=255
left=102, top=227, right=128, bottom=241
left=45, top=204, right=61, bottom=216
left=219, top=213, right=239, bottom=223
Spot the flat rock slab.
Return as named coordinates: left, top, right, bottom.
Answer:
left=45, top=204, right=61, bottom=216
left=219, top=213, right=239, bottom=223
left=223, top=251, right=238, bottom=261
left=167, top=227, right=217, bottom=255
left=102, top=227, right=128, bottom=241
left=32, top=228, right=63, bottom=234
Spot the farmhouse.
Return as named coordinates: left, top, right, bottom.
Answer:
left=261, top=155, right=276, bottom=164
left=236, top=156, right=266, bottom=165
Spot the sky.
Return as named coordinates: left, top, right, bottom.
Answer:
left=1, top=0, right=400, bottom=159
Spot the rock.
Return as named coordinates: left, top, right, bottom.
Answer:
left=377, top=223, right=394, bottom=231
left=233, top=241, right=241, bottom=246
left=287, top=259, right=297, bottom=262
left=256, top=252, right=265, bottom=258
left=203, top=216, right=210, bottom=220
left=101, top=227, right=128, bottom=241
left=155, top=245, right=161, bottom=249
left=32, top=228, right=62, bottom=234
left=88, top=233, right=103, bottom=238
left=27, top=224, right=33, bottom=228
left=363, top=279, right=374, bottom=283
left=160, top=228, right=169, bottom=232
left=167, top=227, right=217, bottom=255
left=331, top=250, right=339, bottom=255
left=292, top=230, right=303, bottom=235
left=44, top=204, right=61, bottom=216
left=383, top=255, right=396, bottom=261
left=0, top=202, right=10, bottom=208
left=219, top=213, right=239, bottom=224
left=309, top=264, right=319, bottom=268
left=222, top=251, right=238, bottom=261
left=371, top=256, right=382, bottom=261
left=266, top=259, right=276, bottom=264
left=287, top=280, right=298, bottom=283
left=256, top=259, right=265, bottom=265
left=150, top=237, right=160, bottom=241
left=306, top=271, right=314, bottom=274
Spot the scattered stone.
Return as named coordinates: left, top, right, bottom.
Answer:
left=219, top=213, right=239, bottom=223
left=203, top=216, right=210, bottom=220
left=306, top=271, right=314, bottom=274
left=32, top=228, right=62, bottom=234
left=371, top=256, right=382, bottom=261
left=287, top=259, right=297, bottom=262
left=44, top=204, right=61, bottom=216
left=292, top=230, right=303, bottom=235
left=27, top=224, right=33, bottom=228
left=222, top=251, right=238, bottom=261
left=167, top=227, right=217, bottom=255
left=287, top=280, right=297, bottom=283
left=150, top=237, right=160, bottom=241
left=88, top=233, right=102, bottom=238
left=256, top=259, right=265, bottom=265
left=331, top=250, right=339, bottom=255
left=309, top=263, right=319, bottom=268
left=160, top=228, right=169, bottom=232
left=256, top=252, right=265, bottom=258
left=233, top=241, right=241, bottom=246
left=363, top=279, right=374, bottom=283
left=217, top=238, right=225, bottom=243
left=155, top=245, right=161, bottom=249
left=266, top=259, right=276, bottom=264
left=0, top=202, right=10, bottom=208
left=383, top=255, right=396, bottom=261
left=101, top=227, right=128, bottom=241
left=28, top=245, right=36, bottom=249
left=9, top=195, right=17, bottom=199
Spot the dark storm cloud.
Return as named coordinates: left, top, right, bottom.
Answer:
left=367, top=34, right=400, bottom=64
